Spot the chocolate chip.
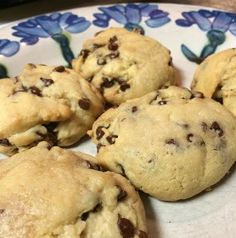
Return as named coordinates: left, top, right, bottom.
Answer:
left=118, top=214, right=135, bottom=238
left=191, top=91, right=204, bottom=99
left=97, top=57, right=107, bottom=65
left=120, top=84, right=130, bottom=92
left=101, top=77, right=115, bottom=88
left=81, top=212, right=89, bottom=221
left=79, top=98, right=90, bottom=110
left=0, top=209, right=5, bottom=214
left=200, top=140, right=206, bottom=146
left=165, top=138, right=178, bottom=146
left=117, top=185, right=127, bottom=202
left=40, top=77, right=54, bottom=87
left=108, top=36, right=119, bottom=51
left=0, top=138, right=11, bottom=146
left=92, top=203, right=102, bottom=213
left=132, top=106, right=138, bottom=113
left=108, top=51, right=120, bottom=59
left=97, top=143, right=105, bottom=152
left=109, top=36, right=118, bottom=43
left=138, top=230, right=148, bottom=238
left=108, top=42, right=119, bottom=51
left=29, top=86, right=42, bottom=97
left=79, top=49, right=90, bottom=60
left=158, top=100, right=167, bottom=105
left=106, top=135, right=118, bottom=144
left=54, top=66, right=65, bottom=73
left=187, top=133, right=194, bottom=142
left=201, top=122, right=208, bottom=132
left=210, top=121, right=224, bottom=137
left=96, top=126, right=105, bottom=140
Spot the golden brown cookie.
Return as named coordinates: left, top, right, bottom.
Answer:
left=0, top=64, right=104, bottom=155
left=90, top=86, right=236, bottom=201
left=192, top=48, right=236, bottom=116
left=0, top=142, right=147, bottom=238
left=72, top=27, right=175, bottom=105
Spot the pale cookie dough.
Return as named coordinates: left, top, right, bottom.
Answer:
left=0, top=64, right=104, bottom=155
left=0, top=142, right=147, bottom=238
left=192, top=48, right=236, bottom=116
left=72, top=27, right=175, bottom=105
left=90, top=86, right=236, bottom=201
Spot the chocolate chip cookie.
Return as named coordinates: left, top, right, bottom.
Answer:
left=72, top=27, right=175, bottom=105
left=0, top=142, right=147, bottom=238
left=0, top=64, right=104, bottom=155
left=90, top=86, right=236, bottom=201
left=192, top=48, right=236, bottom=116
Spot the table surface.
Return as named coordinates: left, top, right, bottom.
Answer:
left=0, top=0, right=236, bottom=26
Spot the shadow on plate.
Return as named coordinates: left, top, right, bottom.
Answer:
left=140, top=192, right=162, bottom=238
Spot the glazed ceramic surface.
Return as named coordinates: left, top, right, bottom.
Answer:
left=0, top=3, right=236, bottom=238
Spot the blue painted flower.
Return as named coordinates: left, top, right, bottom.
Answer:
left=0, top=39, right=20, bottom=57
left=176, top=10, right=236, bottom=63
left=12, top=12, right=91, bottom=65
left=93, top=3, right=170, bottom=34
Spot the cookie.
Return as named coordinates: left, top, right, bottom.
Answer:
left=72, top=27, right=175, bottom=105
left=90, top=86, right=236, bottom=201
left=0, top=64, right=104, bottom=155
left=0, top=142, right=147, bottom=238
left=192, top=48, right=236, bottom=116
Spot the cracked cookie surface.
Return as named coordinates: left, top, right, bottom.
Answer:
left=0, top=64, right=104, bottom=155
left=72, top=27, right=175, bottom=105
left=90, top=86, right=236, bottom=201
left=192, top=48, right=236, bottom=116
left=0, top=142, right=147, bottom=238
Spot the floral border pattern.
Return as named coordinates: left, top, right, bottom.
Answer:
left=0, top=4, right=236, bottom=66
left=176, top=10, right=236, bottom=63
left=0, top=39, right=20, bottom=57
left=12, top=12, right=91, bottom=65
left=93, top=3, right=170, bottom=34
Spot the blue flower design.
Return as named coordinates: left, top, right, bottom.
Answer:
left=176, top=10, right=236, bottom=64
left=0, top=39, right=19, bottom=79
left=0, top=39, right=20, bottom=57
left=12, top=12, right=91, bottom=65
left=93, top=3, right=170, bottom=34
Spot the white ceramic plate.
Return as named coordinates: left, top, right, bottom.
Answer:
left=1, top=3, right=236, bottom=238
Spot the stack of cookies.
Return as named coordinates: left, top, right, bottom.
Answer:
left=0, top=27, right=236, bottom=237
